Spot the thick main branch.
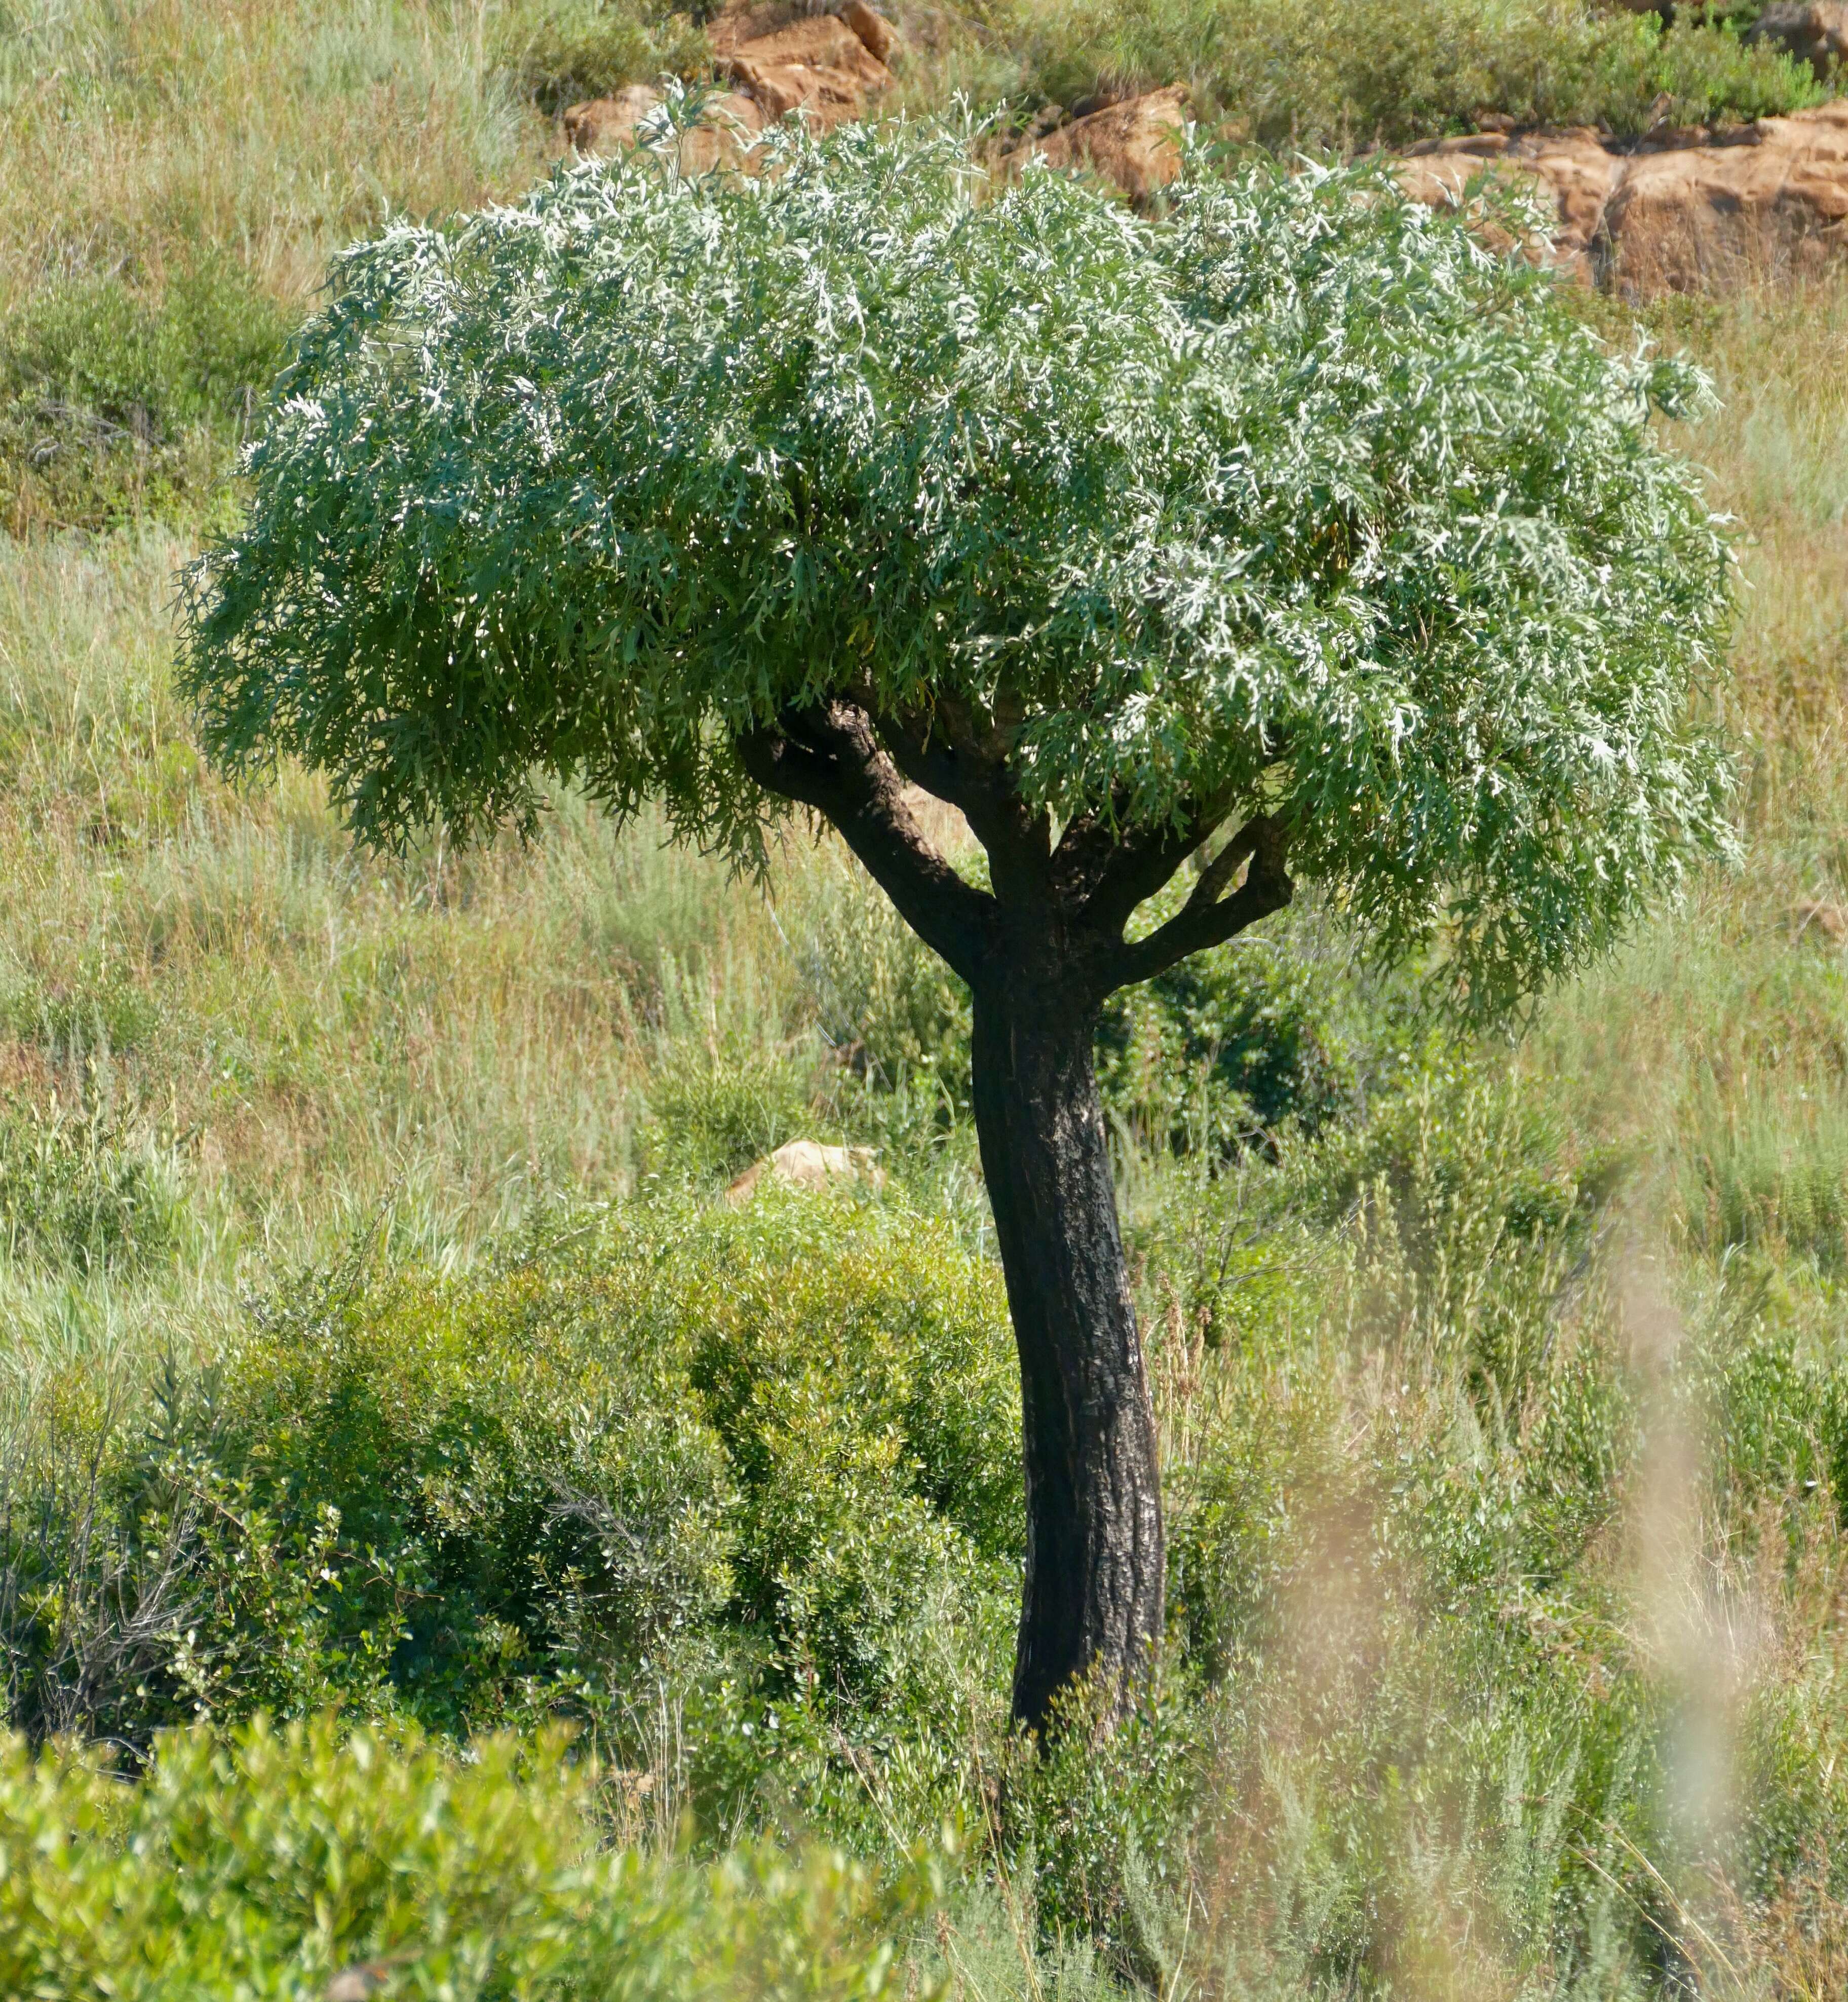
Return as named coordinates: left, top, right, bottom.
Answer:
left=736, top=702, right=996, bottom=984
left=869, top=699, right=1053, bottom=909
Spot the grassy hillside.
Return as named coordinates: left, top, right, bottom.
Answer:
left=6, top=0, right=1848, bottom=1994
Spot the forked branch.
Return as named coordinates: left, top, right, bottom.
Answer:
left=869, top=699, right=1052, bottom=905
left=735, top=702, right=996, bottom=984
left=1106, top=814, right=1292, bottom=990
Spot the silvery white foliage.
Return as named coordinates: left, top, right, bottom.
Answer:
left=181, top=121, right=1733, bottom=1011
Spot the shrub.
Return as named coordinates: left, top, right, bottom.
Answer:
left=1, top=961, right=159, bottom=1064
left=986, top=0, right=1825, bottom=146
left=0, top=1199, right=1020, bottom=1795
left=0, top=254, right=289, bottom=531
left=641, top=1046, right=830, bottom=1181
left=1096, top=933, right=1362, bottom=1158
left=0, top=1104, right=180, bottom=1274
left=494, top=0, right=712, bottom=115
left=0, top=1714, right=940, bottom=2001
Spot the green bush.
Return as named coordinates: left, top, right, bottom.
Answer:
left=0, top=254, right=289, bottom=531
left=2, top=961, right=159, bottom=1063
left=641, top=1046, right=829, bottom=1181
left=985, top=0, right=1825, bottom=145
left=785, top=857, right=975, bottom=1113
left=0, top=1104, right=180, bottom=1274
left=1096, top=936, right=1363, bottom=1158
left=494, top=0, right=712, bottom=115
left=0, top=1200, right=1019, bottom=1799
left=0, top=1714, right=940, bottom=2002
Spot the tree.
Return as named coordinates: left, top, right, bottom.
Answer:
left=180, top=121, right=1733, bottom=1732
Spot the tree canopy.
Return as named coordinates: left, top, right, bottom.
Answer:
left=180, top=119, right=1734, bottom=1012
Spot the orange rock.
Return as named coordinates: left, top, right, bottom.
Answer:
left=562, top=85, right=665, bottom=157
left=725, top=1140, right=887, bottom=1205
left=840, top=0, right=896, bottom=64
left=1011, top=86, right=1190, bottom=204
left=567, top=5, right=898, bottom=162
left=707, top=0, right=808, bottom=56
left=1400, top=104, right=1848, bottom=293
left=718, top=13, right=894, bottom=132
left=1604, top=104, right=1848, bottom=292
left=1399, top=128, right=1618, bottom=284
left=563, top=86, right=766, bottom=174
left=1746, top=1, right=1848, bottom=78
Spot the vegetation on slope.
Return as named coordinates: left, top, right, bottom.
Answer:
left=4, top=0, right=1848, bottom=1993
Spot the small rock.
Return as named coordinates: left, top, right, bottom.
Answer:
left=726, top=1140, right=887, bottom=1205
left=325, top=1968, right=392, bottom=2002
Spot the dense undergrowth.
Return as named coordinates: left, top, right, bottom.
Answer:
left=5, top=0, right=1848, bottom=1995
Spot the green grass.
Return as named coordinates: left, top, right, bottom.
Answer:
left=972, top=0, right=1826, bottom=143
left=5, top=0, right=1848, bottom=1993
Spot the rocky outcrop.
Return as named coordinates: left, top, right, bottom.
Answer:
left=562, top=15, right=1848, bottom=295
left=1400, top=126, right=1618, bottom=283
left=562, top=85, right=766, bottom=172
left=564, top=0, right=894, bottom=169
left=1746, top=2, right=1848, bottom=79
left=1401, top=102, right=1848, bottom=292
left=1008, top=87, right=1191, bottom=203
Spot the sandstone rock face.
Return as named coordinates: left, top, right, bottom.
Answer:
left=726, top=1140, right=887, bottom=1205
left=1746, top=1, right=1848, bottom=78
left=1009, top=86, right=1190, bottom=203
left=1607, top=104, right=1848, bottom=289
left=1400, top=127, right=1618, bottom=282
left=565, top=1, right=895, bottom=168
left=562, top=85, right=766, bottom=174
left=839, top=0, right=895, bottom=65
left=717, top=14, right=893, bottom=131
left=561, top=85, right=664, bottom=157
left=1401, top=102, right=1848, bottom=293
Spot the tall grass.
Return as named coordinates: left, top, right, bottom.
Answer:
left=3, top=0, right=1848, bottom=1989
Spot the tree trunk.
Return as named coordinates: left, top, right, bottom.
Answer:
left=970, top=981, right=1165, bottom=1732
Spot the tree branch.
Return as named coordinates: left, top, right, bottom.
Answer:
left=1105, top=815, right=1292, bottom=990
left=735, top=702, right=996, bottom=985
left=1056, top=787, right=1235, bottom=934
left=867, top=699, right=1052, bottom=908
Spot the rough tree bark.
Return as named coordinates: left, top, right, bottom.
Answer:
left=737, top=697, right=1292, bottom=1731
left=970, top=985, right=1163, bottom=1726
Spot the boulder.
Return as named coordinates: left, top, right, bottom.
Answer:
left=561, top=84, right=664, bottom=156
left=1745, top=1, right=1848, bottom=78
left=1400, top=103, right=1848, bottom=293
left=1399, top=126, right=1618, bottom=283
left=718, top=14, right=894, bottom=131
left=563, top=86, right=767, bottom=173
left=1604, top=103, right=1848, bottom=290
left=840, top=0, right=896, bottom=65
left=725, top=1140, right=887, bottom=1205
left=1008, top=86, right=1190, bottom=204
left=565, top=2, right=896, bottom=164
